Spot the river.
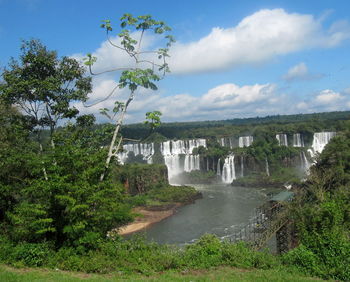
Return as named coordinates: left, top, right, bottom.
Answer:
left=133, top=184, right=281, bottom=245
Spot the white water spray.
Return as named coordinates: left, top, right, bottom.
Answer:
left=222, top=154, right=236, bottom=184
left=276, top=134, right=288, bottom=146
left=311, top=132, right=336, bottom=154
left=293, top=133, right=304, bottom=147
left=239, top=136, right=253, bottom=148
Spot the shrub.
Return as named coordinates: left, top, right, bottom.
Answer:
left=181, top=234, right=224, bottom=268
left=7, top=242, right=53, bottom=267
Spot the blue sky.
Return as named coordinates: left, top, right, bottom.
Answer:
left=1, top=0, right=350, bottom=123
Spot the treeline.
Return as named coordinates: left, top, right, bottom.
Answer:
left=120, top=111, right=350, bottom=140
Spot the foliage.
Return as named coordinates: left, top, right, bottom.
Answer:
left=0, top=39, right=92, bottom=138
left=284, top=130, right=350, bottom=280
left=193, top=137, right=230, bottom=159
left=0, top=120, right=133, bottom=249
left=145, top=185, right=200, bottom=205
left=86, top=14, right=174, bottom=181
left=0, top=234, right=280, bottom=275
left=121, top=111, right=350, bottom=140
left=144, top=110, right=162, bottom=132
left=113, top=163, right=168, bottom=194
left=0, top=263, right=320, bottom=281
left=142, top=132, right=167, bottom=143
left=0, top=102, right=40, bottom=222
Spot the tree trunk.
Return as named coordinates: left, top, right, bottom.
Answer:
left=99, top=92, right=134, bottom=182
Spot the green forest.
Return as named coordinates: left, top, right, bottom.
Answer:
left=1, top=14, right=350, bottom=282
left=120, top=110, right=350, bottom=140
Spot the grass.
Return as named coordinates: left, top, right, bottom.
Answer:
left=0, top=264, right=325, bottom=281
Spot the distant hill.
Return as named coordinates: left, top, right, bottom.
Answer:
left=120, top=111, right=350, bottom=140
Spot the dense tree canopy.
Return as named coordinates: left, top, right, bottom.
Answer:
left=0, top=39, right=92, bottom=140
left=0, top=41, right=132, bottom=249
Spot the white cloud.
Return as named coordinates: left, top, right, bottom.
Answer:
left=76, top=81, right=282, bottom=123
left=133, top=83, right=279, bottom=122
left=283, top=62, right=308, bottom=81
left=296, top=89, right=350, bottom=113
left=314, top=89, right=344, bottom=104
left=296, top=102, right=308, bottom=110
left=283, top=62, right=324, bottom=81
left=75, top=80, right=350, bottom=123
left=76, top=9, right=350, bottom=77
left=72, top=31, right=160, bottom=77
left=168, top=9, right=350, bottom=74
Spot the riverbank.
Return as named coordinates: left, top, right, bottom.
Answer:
left=119, top=186, right=202, bottom=235
left=118, top=204, right=181, bottom=235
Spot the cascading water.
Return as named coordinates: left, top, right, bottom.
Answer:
left=160, top=139, right=206, bottom=182
left=311, top=132, right=336, bottom=154
left=118, top=143, right=154, bottom=164
left=164, top=155, right=182, bottom=179
left=276, top=134, right=288, bottom=146
left=229, top=138, right=234, bottom=148
left=117, top=132, right=336, bottom=185
left=222, top=154, right=236, bottom=184
left=239, top=136, right=253, bottom=148
left=293, top=133, right=304, bottom=147
left=300, top=151, right=311, bottom=174
left=184, top=155, right=200, bottom=172
left=160, top=141, right=171, bottom=155
left=219, top=138, right=225, bottom=147
left=119, top=139, right=206, bottom=183
left=265, top=158, right=270, bottom=177
left=218, top=136, right=235, bottom=148
left=216, top=159, right=221, bottom=176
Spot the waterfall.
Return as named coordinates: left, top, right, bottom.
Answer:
left=119, top=138, right=206, bottom=182
left=164, top=155, right=182, bottom=179
left=239, top=136, right=253, bottom=147
left=219, top=136, right=235, bottom=148
left=206, top=158, right=209, bottom=171
left=184, top=155, right=200, bottom=172
left=276, top=134, right=288, bottom=146
left=160, top=138, right=206, bottom=181
left=307, top=148, right=315, bottom=159
left=222, top=155, right=236, bottom=184
left=293, top=133, right=304, bottom=147
left=216, top=159, right=221, bottom=176
left=240, top=155, right=244, bottom=178
left=300, top=151, right=311, bottom=174
left=265, top=158, right=270, bottom=177
left=160, top=141, right=171, bottom=155
left=118, top=142, right=154, bottom=164
left=311, top=132, right=336, bottom=154
left=229, top=137, right=234, bottom=149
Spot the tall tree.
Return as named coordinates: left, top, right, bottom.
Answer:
left=0, top=39, right=92, bottom=147
left=84, top=14, right=174, bottom=181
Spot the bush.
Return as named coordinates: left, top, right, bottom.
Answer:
left=146, top=185, right=199, bottom=204
left=222, top=241, right=279, bottom=269
left=282, top=245, right=322, bottom=276
left=5, top=242, right=53, bottom=267
left=181, top=234, right=224, bottom=269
